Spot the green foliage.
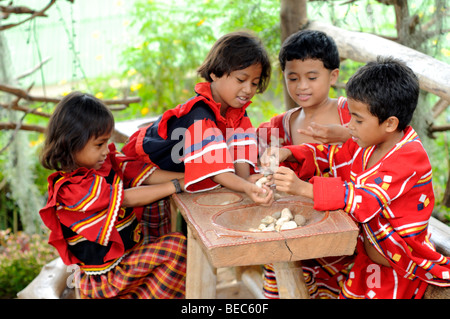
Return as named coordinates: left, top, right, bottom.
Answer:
left=0, top=228, right=58, bottom=298
left=430, top=130, right=450, bottom=222
left=120, top=0, right=282, bottom=117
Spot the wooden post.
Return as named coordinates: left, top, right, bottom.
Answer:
left=272, top=261, right=310, bottom=299
left=186, top=227, right=217, bottom=298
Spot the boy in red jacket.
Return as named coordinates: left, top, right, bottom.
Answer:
left=271, top=56, right=450, bottom=298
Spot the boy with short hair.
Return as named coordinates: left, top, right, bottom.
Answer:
left=258, top=29, right=351, bottom=154
left=258, top=29, right=353, bottom=299
left=273, top=56, right=450, bottom=299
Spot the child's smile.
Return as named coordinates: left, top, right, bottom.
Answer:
left=210, top=63, right=262, bottom=115
left=284, top=58, right=338, bottom=108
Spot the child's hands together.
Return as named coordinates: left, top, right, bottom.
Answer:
left=273, top=166, right=312, bottom=199
left=245, top=183, right=274, bottom=206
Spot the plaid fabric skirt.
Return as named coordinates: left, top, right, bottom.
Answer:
left=141, top=198, right=172, bottom=244
left=77, top=233, right=186, bottom=299
left=76, top=199, right=186, bottom=299
left=263, top=255, right=354, bottom=299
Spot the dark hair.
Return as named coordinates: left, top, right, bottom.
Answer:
left=345, top=56, right=419, bottom=131
left=40, top=92, right=115, bottom=171
left=197, top=31, right=271, bottom=93
left=278, top=29, right=340, bottom=71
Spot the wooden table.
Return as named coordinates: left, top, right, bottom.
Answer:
left=171, top=188, right=358, bottom=299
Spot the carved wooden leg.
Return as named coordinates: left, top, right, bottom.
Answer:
left=272, top=261, right=309, bottom=299
left=186, top=227, right=217, bottom=298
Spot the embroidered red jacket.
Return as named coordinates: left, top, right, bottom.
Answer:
left=285, top=126, right=450, bottom=286
left=39, top=144, right=156, bottom=274
left=122, top=82, right=258, bottom=192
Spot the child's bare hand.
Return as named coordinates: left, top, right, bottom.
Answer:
left=247, top=173, right=263, bottom=184
left=273, top=166, right=305, bottom=196
left=297, top=122, right=350, bottom=145
left=246, top=184, right=274, bottom=206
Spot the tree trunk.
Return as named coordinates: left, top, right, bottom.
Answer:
left=280, top=0, right=308, bottom=110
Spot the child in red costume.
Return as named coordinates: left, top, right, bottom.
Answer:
left=272, top=57, right=450, bottom=299
left=39, top=92, right=186, bottom=298
left=258, top=29, right=353, bottom=299
left=122, top=31, right=273, bottom=205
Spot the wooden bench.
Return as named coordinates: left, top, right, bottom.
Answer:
left=423, top=217, right=450, bottom=298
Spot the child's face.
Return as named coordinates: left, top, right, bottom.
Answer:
left=283, top=58, right=338, bottom=108
left=74, top=131, right=111, bottom=170
left=210, top=63, right=262, bottom=113
left=347, top=99, right=387, bottom=149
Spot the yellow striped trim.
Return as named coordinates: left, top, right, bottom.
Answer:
left=72, top=209, right=107, bottom=233
left=396, top=223, right=428, bottom=237
left=417, top=173, right=432, bottom=185
left=63, top=175, right=102, bottom=212
left=98, top=180, right=121, bottom=245
left=130, top=164, right=155, bottom=187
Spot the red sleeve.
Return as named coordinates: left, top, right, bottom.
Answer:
left=283, top=144, right=321, bottom=180
left=227, top=119, right=258, bottom=167
left=285, top=140, right=356, bottom=180
left=39, top=168, right=125, bottom=265
left=183, top=119, right=234, bottom=192
left=56, top=173, right=124, bottom=247
left=108, top=143, right=157, bottom=188
left=309, top=176, right=346, bottom=211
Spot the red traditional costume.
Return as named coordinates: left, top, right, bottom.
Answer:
left=286, top=126, right=450, bottom=299
left=122, top=82, right=258, bottom=193
left=257, top=97, right=355, bottom=299
left=39, top=144, right=186, bottom=299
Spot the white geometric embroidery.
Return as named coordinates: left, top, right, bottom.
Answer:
left=383, top=175, right=392, bottom=183
left=419, top=194, right=427, bottom=203
left=355, top=195, right=363, bottom=203
left=368, top=290, right=376, bottom=299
